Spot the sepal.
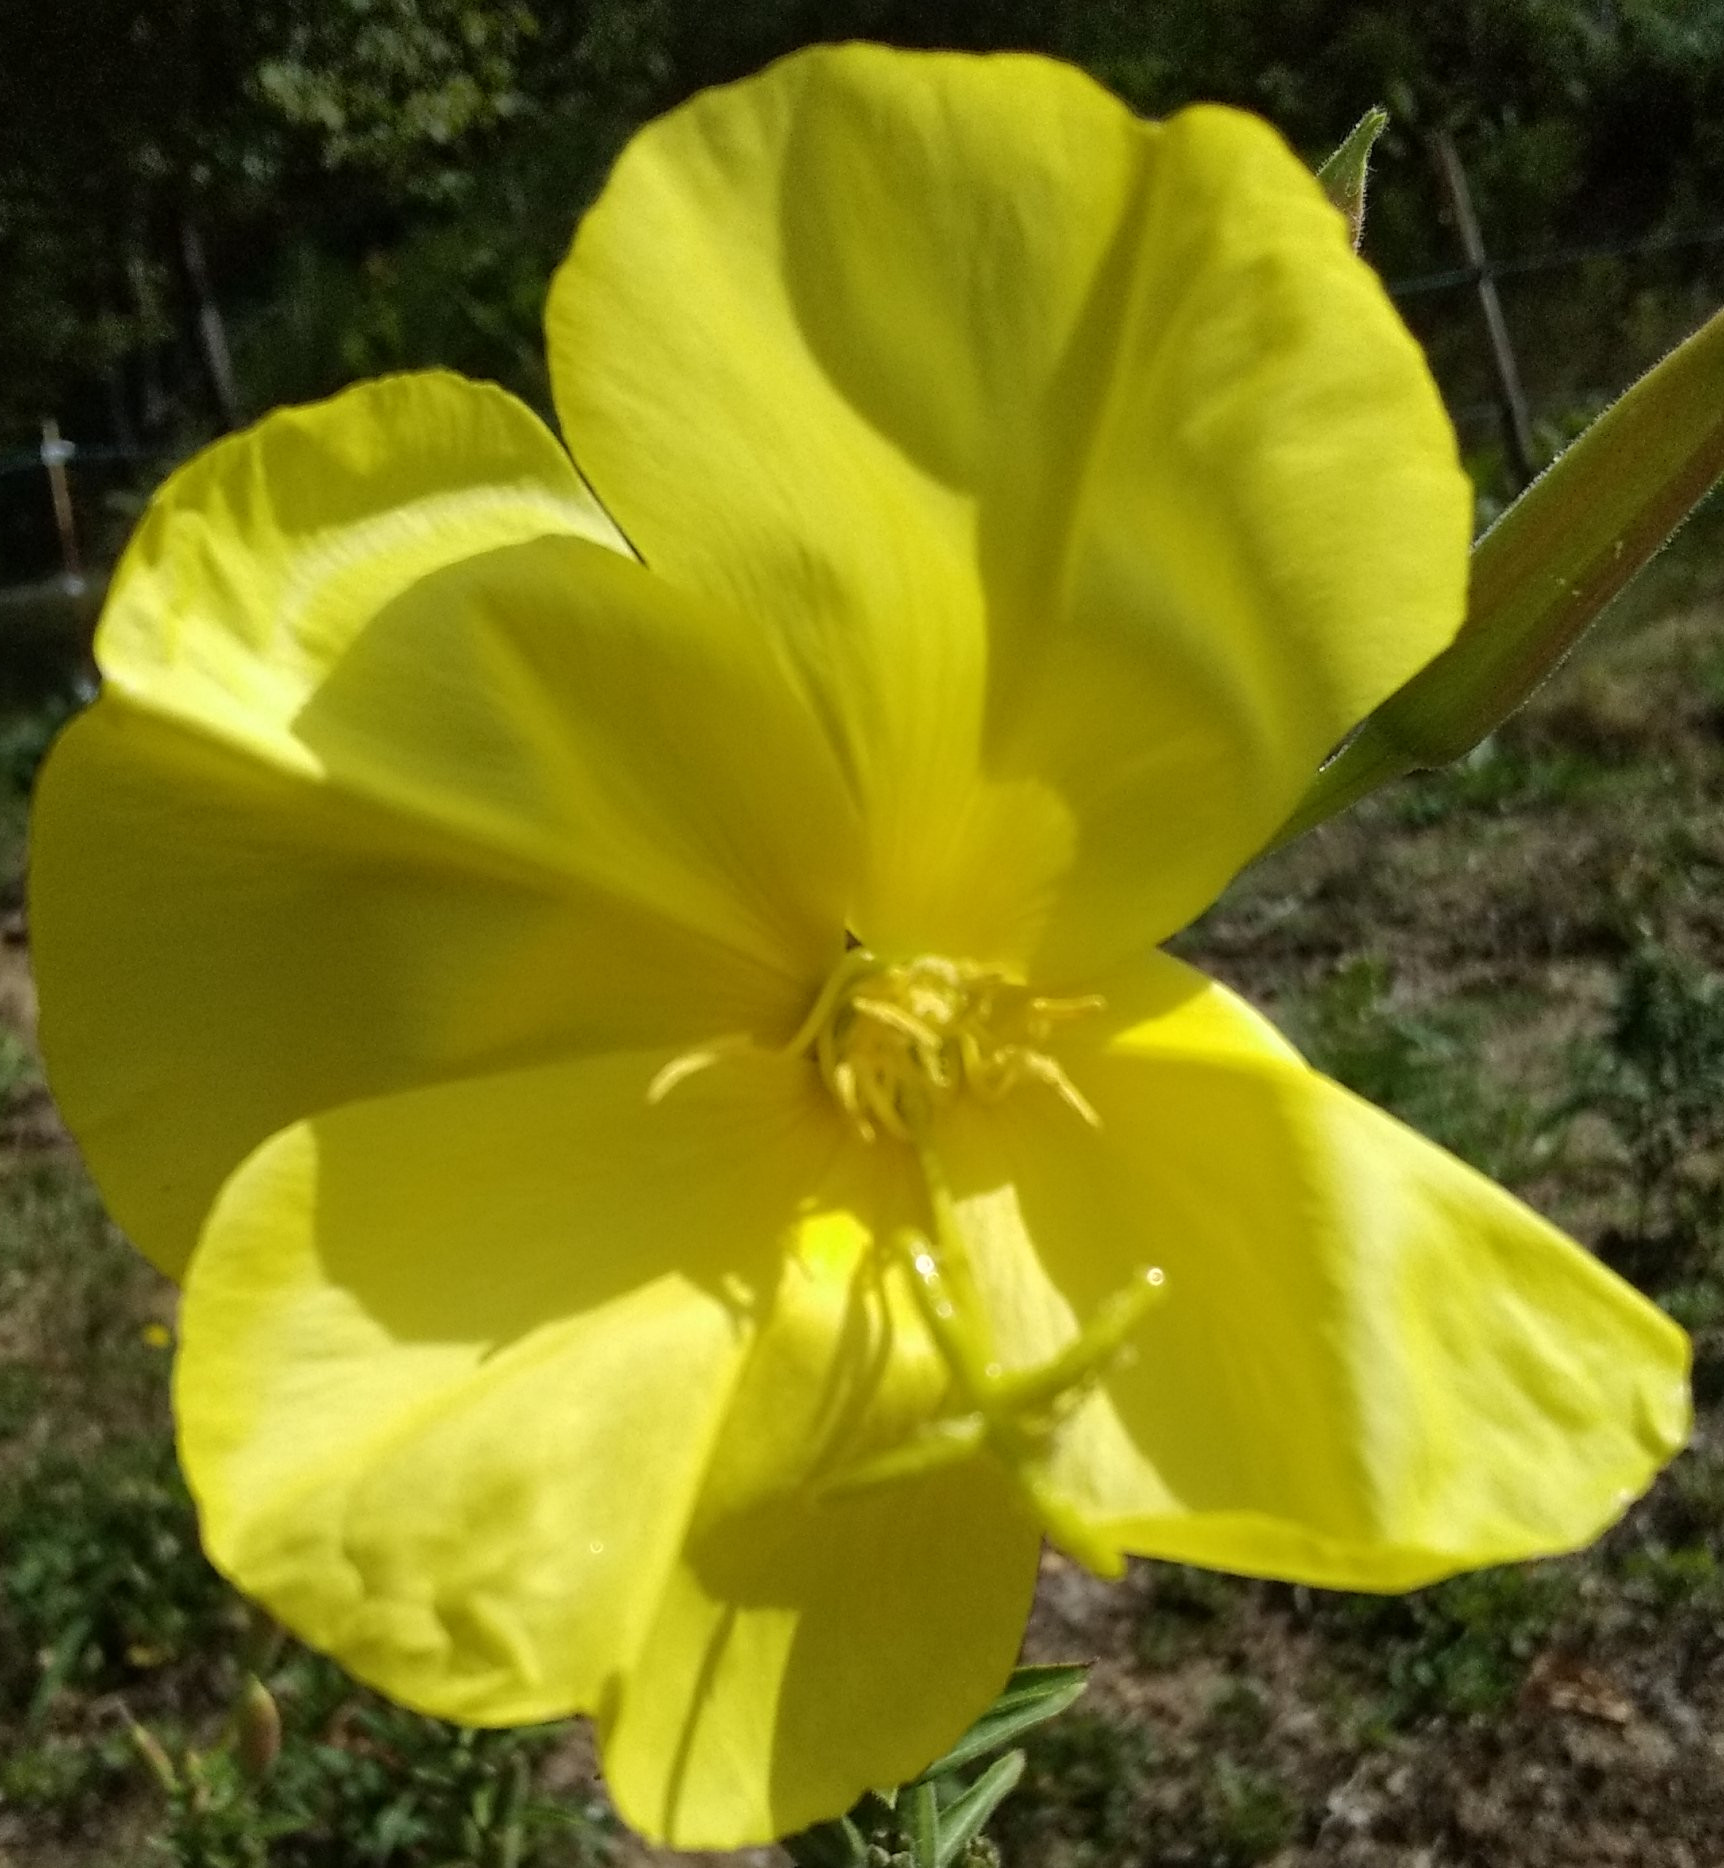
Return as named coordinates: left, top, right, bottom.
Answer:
left=1274, top=294, right=1724, bottom=846
left=1315, top=108, right=1388, bottom=248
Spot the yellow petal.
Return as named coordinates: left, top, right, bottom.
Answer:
left=33, top=383, right=861, bottom=1278
left=77, top=368, right=856, bottom=957
left=96, top=371, right=628, bottom=754
left=606, top=1133, right=1038, bottom=1845
left=177, top=1048, right=1037, bottom=1844
left=33, top=706, right=795, bottom=1279
left=549, top=47, right=1468, bottom=973
left=936, top=953, right=1690, bottom=1587
left=605, top=1457, right=1036, bottom=1849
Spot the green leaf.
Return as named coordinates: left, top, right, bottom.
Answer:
left=905, top=1780, right=941, bottom=1868
left=934, top=1752, right=1027, bottom=1868
left=1315, top=107, right=1387, bottom=247
left=916, top=1663, right=1089, bottom=1780
left=1273, top=293, right=1724, bottom=848
left=781, top=1814, right=870, bottom=1868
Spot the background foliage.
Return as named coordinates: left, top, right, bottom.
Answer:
left=6, top=0, right=1724, bottom=534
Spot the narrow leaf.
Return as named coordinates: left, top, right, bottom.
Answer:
left=1316, top=107, right=1388, bottom=248
left=1273, top=293, right=1724, bottom=848
left=125, top=1712, right=179, bottom=1794
left=905, top=1781, right=941, bottom=1868
left=917, top=1663, right=1089, bottom=1780
left=781, top=1815, right=869, bottom=1868
left=933, top=1753, right=1027, bottom=1868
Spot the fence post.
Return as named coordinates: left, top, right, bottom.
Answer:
left=39, top=418, right=82, bottom=585
left=1433, top=130, right=1537, bottom=489
left=181, top=216, right=242, bottom=433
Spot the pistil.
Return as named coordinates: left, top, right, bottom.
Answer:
left=799, top=947, right=1166, bottom=1569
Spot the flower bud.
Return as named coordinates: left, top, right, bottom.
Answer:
left=234, top=1674, right=282, bottom=1779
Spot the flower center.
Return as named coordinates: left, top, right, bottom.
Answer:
left=648, top=943, right=1160, bottom=1575
left=794, top=948, right=1101, bottom=1142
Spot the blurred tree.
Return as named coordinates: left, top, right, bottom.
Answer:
left=0, top=0, right=551, bottom=439
left=4, top=0, right=1724, bottom=473
left=253, top=0, right=539, bottom=196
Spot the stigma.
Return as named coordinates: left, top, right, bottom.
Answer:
left=792, top=948, right=1102, bottom=1142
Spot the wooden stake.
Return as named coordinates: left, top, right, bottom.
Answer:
left=40, top=418, right=82, bottom=583
left=181, top=216, right=241, bottom=432
left=1433, top=130, right=1537, bottom=489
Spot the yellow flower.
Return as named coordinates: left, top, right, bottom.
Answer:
left=30, top=44, right=1686, bottom=1849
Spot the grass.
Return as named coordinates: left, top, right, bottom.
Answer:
left=1568, top=941, right=1724, bottom=1250
left=1070, top=535, right=1724, bottom=1863
left=1277, top=952, right=1559, bottom=1185
left=3, top=517, right=1724, bottom=1864
left=141, top=1666, right=612, bottom=1868
left=1316, top=1566, right=1580, bottom=1734
left=0, top=1404, right=617, bottom=1868
left=990, top=1710, right=1153, bottom=1864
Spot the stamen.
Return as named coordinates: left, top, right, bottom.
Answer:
left=785, top=945, right=881, bottom=1059
left=800, top=947, right=1103, bottom=1142
left=645, top=1035, right=750, bottom=1105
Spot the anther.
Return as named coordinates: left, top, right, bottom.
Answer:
left=799, top=948, right=1102, bottom=1141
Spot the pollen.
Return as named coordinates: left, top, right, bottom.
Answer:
left=793, top=948, right=1102, bottom=1141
